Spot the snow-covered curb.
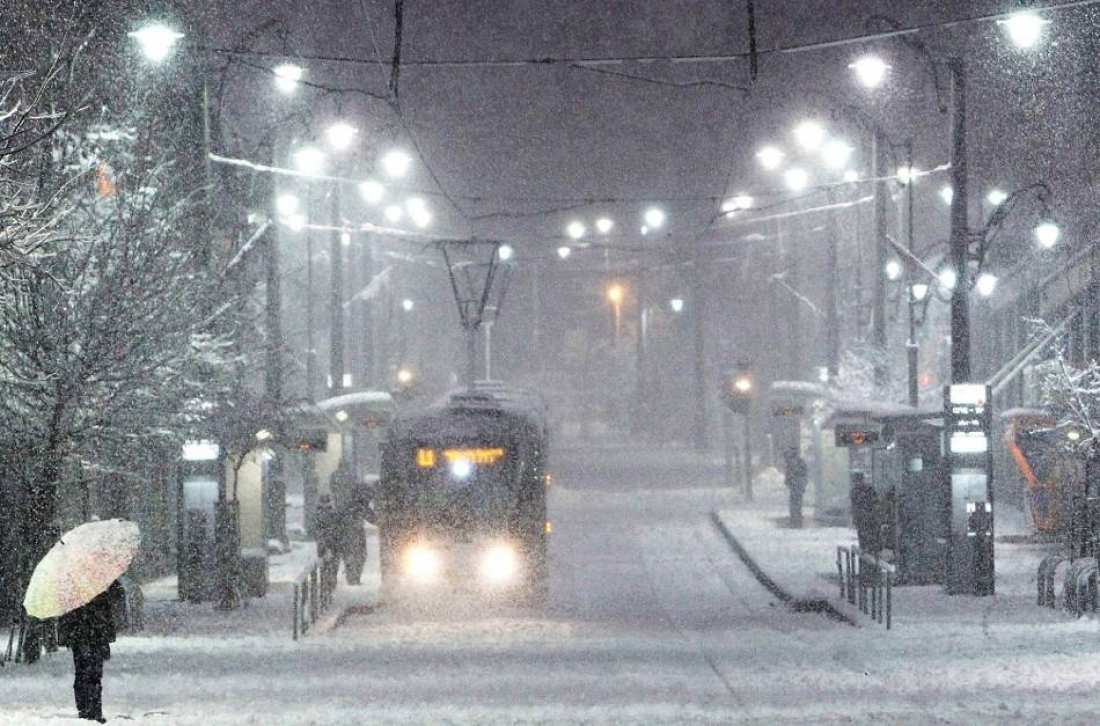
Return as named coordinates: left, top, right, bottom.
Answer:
left=711, top=509, right=857, bottom=625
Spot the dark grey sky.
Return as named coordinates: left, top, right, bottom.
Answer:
left=204, top=1, right=1096, bottom=257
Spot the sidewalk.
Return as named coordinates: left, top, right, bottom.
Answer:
left=2, top=529, right=380, bottom=724
left=713, top=471, right=1076, bottom=632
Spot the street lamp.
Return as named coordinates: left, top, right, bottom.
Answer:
left=293, top=146, right=326, bottom=177
left=793, top=120, right=826, bottom=152
left=498, top=244, right=514, bottom=261
left=850, top=55, right=890, bottom=88
left=566, top=220, right=586, bottom=240
left=1035, top=221, right=1061, bottom=249
left=381, top=149, right=412, bottom=178
left=757, top=145, right=785, bottom=171
left=975, top=272, right=998, bottom=297
left=272, top=63, right=304, bottom=94
left=358, top=179, right=385, bottom=204
left=986, top=188, right=1008, bottom=207
left=821, top=139, right=853, bottom=170
left=885, top=259, right=902, bottom=281
left=1000, top=11, right=1050, bottom=50
left=784, top=167, right=810, bottom=192
left=275, top=192, right=300, bottom=217
left=596, top=217, right=614, bottom=234
left=384, top=204, right=404, bottom=223
left=557, top=245, right=572, bottom=260
left=938, top=267, right=958, bottom=291
left=401, top=298, right=415, bottom=312
left=607, top=283, right=625, bottom=341
left=669, top=297, right=684, bottom=313
left=911, top=282, right=929, bottom=301
left=643, top=207, right=666, bottom=229
left=940, top=185, right=954, bottom=205
left=325, top=122, right=357, bottom=151
left=129, top=23, right=184, bottom=63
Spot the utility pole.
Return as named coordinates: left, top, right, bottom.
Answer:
left=305, top=225, right=317, bottom=401
left=329, top=189, right=345, bottom=395
left=826, top=188, right=840, bottom=380
left=905, top=141, right=919, bottom=407
left=871, top=129, right=889, bottom=382
left=947, top=56, right=970, bottom=383
left=633, top=270, right=648, bottom=437
left=691, top=238, right=708, bottom=451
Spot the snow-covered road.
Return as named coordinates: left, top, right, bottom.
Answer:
left=8, top=443, right=1100, bottom=724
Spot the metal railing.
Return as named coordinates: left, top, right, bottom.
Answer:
left=291, top=554, right=338, bottom=641
left=837, top=544, right=895, bottom=629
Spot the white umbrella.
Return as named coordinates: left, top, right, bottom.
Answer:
left=22, top=519, right=140, bottom=619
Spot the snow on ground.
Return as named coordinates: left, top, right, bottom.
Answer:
left=6, top=445, right=1100, bottom=724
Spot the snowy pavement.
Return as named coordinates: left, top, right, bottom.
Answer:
left=6, top=443, right=1100, bottom=724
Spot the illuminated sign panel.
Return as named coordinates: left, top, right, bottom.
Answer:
left=416, top=447, right=505, bottom=467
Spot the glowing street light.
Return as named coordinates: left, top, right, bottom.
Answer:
left=940, top=185, right=954, bottom=205
left=975, top=272, right=998, bottom=297
left=326, top=122, right=357, bottom=151
left=938, top=267, right=958, bottom=291
left=643, top=207, right=666, bottom=229
left=498, top=244, right=515, bottom=261
left=595, top=217, right=614, bottom=234
left=669, top=297, right=685, bottom=313
left=885, top=259, right=902, bottom=281
left=1035, top=221, right=1061, bottom=249
left=381, top=149, right=412, bottom=178
left=1001, top=11, right=1049, bottom=50
left=784, top=167, right=810, bottom=192
left=721, top=194, right=754, bottom=214
left=384, top=204, right=404, bottom=223
left=359, top=179, right=385, bottom=204
left=850, top=55, right=890, bottom=88
left=557, top=245, right=572, bottom=260
left=896, top=165, right=919, bottom=185
left=821, top=139, right=853, bottom=170
left=275, top=193, right=300, bottom=217
left=402, top=298, right=415, bottom=312
left=273, top=63, right=304, bottom=94
left=566, top=220, right=586, bottom=240
left=986, top=188, right=1008, bottom=207
left=911, top=282, right=929, bottom=301
left=607, top=284, right=625, bottom=305
left=129, top=23, right=184, bottom=63
left=793, top=120, right=826, bottom=152
left=293, top=146, right=326, bottom=177
left=757, top=145, right=785, bottom=171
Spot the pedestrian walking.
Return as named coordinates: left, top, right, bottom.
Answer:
left=58, top=579, right=124, bottom=722
left=783, top=449, right=808, bottom=528
left=315, top=494, right=342, bottom=582
left=850, top=471, right=880, bottom=554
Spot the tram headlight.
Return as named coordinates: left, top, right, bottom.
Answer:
left=480, top=543, right=519, bottom=585
left=403, top=544, right=441, bottom=583
left=450, top=457, right=473, bottom=480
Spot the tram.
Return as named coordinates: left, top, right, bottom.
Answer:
left=377, top=385, right=550, bottom=598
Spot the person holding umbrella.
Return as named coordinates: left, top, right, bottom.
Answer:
left=58, top=579, right=124, bottom=722
left=23, top=518, right=140, bottom=723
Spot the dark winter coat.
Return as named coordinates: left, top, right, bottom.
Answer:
left=315, top=501, right=341, bottom=560
left=785, top=457, right=808, bottom=495
left=58, top=580, right=123, bottom=658
left=850, top=481, right=880, bottom=552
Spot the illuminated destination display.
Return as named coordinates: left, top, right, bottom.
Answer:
left=416, top=447, right=505, bottom=467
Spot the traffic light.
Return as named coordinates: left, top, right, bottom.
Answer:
left=721, top=369, right=754, bottom=414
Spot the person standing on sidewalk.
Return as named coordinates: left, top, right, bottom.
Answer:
left=315, top=495, right=342, bottom=583
left=58, top=579, right=124, bottom=722
left=850, top=471, right=880, bottom=554
left=783, top=449, right=808, bottom=528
